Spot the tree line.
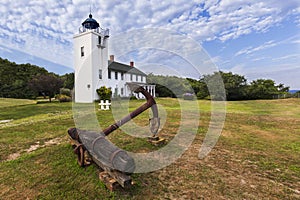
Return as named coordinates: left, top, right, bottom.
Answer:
left=0, top=57, right=295, bottom=101
left=147, top=72, right=291, bottom=100
left=0, top=57, right=74, bottom=101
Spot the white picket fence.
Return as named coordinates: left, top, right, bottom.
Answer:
left=98, top=100, right=111, bottom=110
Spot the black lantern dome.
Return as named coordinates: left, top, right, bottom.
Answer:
left=82, top=14, right=100, bottom=30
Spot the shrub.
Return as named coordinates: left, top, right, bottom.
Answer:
left=130, top=95, right=137, bottom=100
left=57, top=94, right=71, bottom=102
left=96, top=86, right=112, bottom=100
left=60, top=88, right=71, bottom=96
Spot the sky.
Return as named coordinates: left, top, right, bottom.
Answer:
left=0, top=0, right=299, bottom=89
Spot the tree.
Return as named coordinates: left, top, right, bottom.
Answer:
left=147, top=73, right=192, bottom=98
left=293, top=91, right=300, bottom=98
left=187, top=72, right=248, bottom=100
left=61, top=72, right=74, bottom=89
left=277, top=83, right=289, bottom=93
left=202, top=72, right=226, bottom=100
left=187, top=78, right=209, bottom=99
left=28, top=74, right=63, bottom=102
left=247, top=79, right=288, bottom=99
left=0, top=57, right=48, bottom=99
left=219, top=71, right=248, bottom=100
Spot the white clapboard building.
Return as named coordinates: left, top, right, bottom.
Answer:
left=74, top=14, right=155, bottom=103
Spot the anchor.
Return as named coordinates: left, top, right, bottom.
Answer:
left=68, top=84, right=165, bottom=190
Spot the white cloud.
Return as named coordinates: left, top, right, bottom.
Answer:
left=234, top=33, right=300, bottom=57
left=291, top=39, right=300, bottom=44
left=0, top=0, right=298, bottom=70
left=272, top=54, right=300, bottom=61
left=229, top=64, right=246, bottom=75
left=0, top=45, right=13, bottom=53
left=235, top=40, right=278, bottom=56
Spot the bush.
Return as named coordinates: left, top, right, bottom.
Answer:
left=96, top=86, right=112, bottom=100
left=60, top=88, right=71, bottom=96
left=130, top=95, right=137, bottom=100
left=56, top=94, right=72, bottom=102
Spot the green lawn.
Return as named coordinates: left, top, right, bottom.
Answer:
left=0, top=98, right=36, bottom=108
left=0, top=98, right=299, bottom=199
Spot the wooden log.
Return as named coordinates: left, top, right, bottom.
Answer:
left=99, top=171, right=120, bottom=191
left=93, top=157, right=132, bottom=189
left=147, top=136, right=166, bottom=146
left=69, top=136, right=92, bottom=166
left=69, top=136, right=81, bottom=147
left=84, top=150, right=92, bottom=165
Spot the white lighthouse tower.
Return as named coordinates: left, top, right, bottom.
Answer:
left=73, top=13, right=109, bottom=103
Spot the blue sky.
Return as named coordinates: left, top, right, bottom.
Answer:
left=0, top=0, right=299, bottom=89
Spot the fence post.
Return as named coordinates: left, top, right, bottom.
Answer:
left=105, top=100, right=111, bottom=110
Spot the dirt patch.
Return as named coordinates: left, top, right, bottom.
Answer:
left=26, top=143, right=40, bottom=153
left=6, top=152, right=21, bottom=161
left=0, top=119, right=13, bottom=123
left=6, top=137, right=64, bottom=161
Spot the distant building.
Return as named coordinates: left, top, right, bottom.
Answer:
left=74, top=14, right=155, bottom=103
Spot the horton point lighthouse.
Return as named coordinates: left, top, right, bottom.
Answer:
left=74, top=14, right=155, bottom=103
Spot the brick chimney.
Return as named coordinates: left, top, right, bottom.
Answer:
left=110, top=55, right=114, bottom=62
left=130, top=61, right=134, bottom=67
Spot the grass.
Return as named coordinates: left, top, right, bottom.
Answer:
left=0, top=98, right=36, bottom=108
left=0, top=98, right=299, bottom=199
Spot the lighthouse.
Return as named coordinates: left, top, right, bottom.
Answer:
left=73, top=13, right=109, bottom=103
left=74, top=14, right=155, bottom=103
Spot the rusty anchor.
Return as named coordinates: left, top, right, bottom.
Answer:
left=68, top=84, right=165, bottom=190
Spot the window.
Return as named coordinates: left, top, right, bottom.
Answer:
left=121, top=72, right=124, bottom=80
left=98, top=36, right=102, bottom=45
left=81, top=46, right=84, bottom=57
left=115, top=71, right=118, bottom=80
left=141, top=76, right=144, bottom=82
left=121, top=88, right=124, bottom=95
left=136, top=75, right=138, bottom=82
left=99, top=69, right=102, bottom=79
left=130, top=74, right=133, bottom=81
left=114, top=88, right=118, bottom=95
left=108, top=70, right=111, bottom=79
